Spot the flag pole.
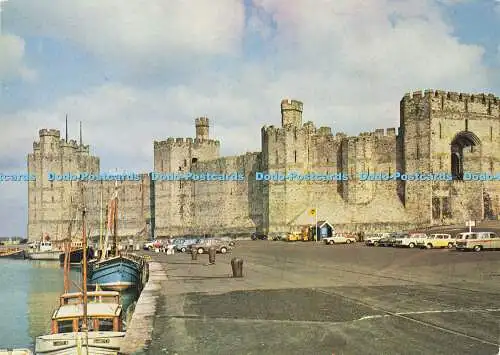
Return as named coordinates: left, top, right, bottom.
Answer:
left=315, top=207, right=318, bottom=242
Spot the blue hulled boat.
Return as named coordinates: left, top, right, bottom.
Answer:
left=88, top=182, right=141, bottom=291
left=88, top=254, right=140, bottom=291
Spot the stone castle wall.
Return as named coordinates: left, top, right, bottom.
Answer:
left=27, top=90, right=500, bottom=240
left=27, top=129, right=151, bottom=241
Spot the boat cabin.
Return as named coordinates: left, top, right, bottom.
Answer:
left=39, top=241, right=53, bottom=252
left=50, top=291, right=123, bottom=334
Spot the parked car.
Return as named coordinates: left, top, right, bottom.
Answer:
left=393, top=233, right=426, bottom=248
left=377, top=233, right=398, bottom=247
left=455, top=231, right=499, bottom=252
left=251, top=233, right=268, bottom=240
left=417, top=233, right=454, bottom=249
left=219, top=237, right=236, bottom=246
left=365, top=233, right=391, bottom=246
left=175, top=238, right=199, bottom=252
left=190, top=238, right=233, bottom=254
left=323, top=234, right=356, bottom=245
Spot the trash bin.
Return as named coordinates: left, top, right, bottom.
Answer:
left=208, top=246, right=216, bottom=264
left=231, top=257, right=243, bottom=277
left=191, top=248, right=198, bottom=260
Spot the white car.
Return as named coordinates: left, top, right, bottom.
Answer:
left=393, top=233, right=428, bottom=248
left=323, top=234, right=356, bottom=245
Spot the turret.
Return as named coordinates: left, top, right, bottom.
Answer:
left=195, top=117, right=209, bottom=140
left=281, top=99, right=303, bottom=128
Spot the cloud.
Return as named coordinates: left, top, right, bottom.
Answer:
left=7, top=0, right=245, bottom=71
left=0, top=0, right=496, bottom=236
left=0, top=34, right=36, bottom=81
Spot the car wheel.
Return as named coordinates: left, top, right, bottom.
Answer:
left=447, top=243, right=454, bottom=249
left=473, top=245, right=482, bottom=252
left=408, top=243, right=415, bottom=248
left=373, top=241, right=379, bottom=247
left=346, top=239, right=351, bottom=244
left=197, top=248, right=204, bottom=254
left=426, top=243, right=433, bottom=249
left=181, top=247, right=186, bottom=253
left=220, top=247, right=227, bottom=254
left=328, top=240, right=334, bottom=245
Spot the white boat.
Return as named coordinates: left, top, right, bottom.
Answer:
left=27, top=241, right=62, bottom=260
left=0, top=349, right=33, bottom=355
left=35, top=190, right=126, bottom=355
left=35, top=331, right=124, bottom=354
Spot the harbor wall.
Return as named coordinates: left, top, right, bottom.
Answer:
left=120, top=261, right=166, bottom=354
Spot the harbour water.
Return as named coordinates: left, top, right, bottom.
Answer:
left=0, top=258, right=138, bottom=349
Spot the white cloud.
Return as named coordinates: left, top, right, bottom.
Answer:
left=7, top=0, right=245, bottom=69
left=0, top=0, right=495, bottom=235
left=0, top=34, right=36, bottom=81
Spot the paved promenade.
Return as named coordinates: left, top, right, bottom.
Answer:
left=135, top=239, right=500, bottom=355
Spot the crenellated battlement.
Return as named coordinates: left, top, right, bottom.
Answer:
left=154, top=137, right=220, bottom=148
left=281, top=99, right=303, bottom=112
left=60, top=139, right=80, bottom=149
left=195, top=117, right=209, bottom=126
left=403, top=89, right=499, bottom=102
left=402, top=89, right=499, bottom=117
left=39, top=129, right=60, bottom=138
left=33, top=142, right=40, bottom=150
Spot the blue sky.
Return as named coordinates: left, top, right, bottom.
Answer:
left=0, top=0, right=499, bottom=236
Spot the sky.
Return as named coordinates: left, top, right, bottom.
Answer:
left=0, top=0, right=499, bottom=236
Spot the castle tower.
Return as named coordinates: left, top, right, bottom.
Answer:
left=195, top=117, right=209, bottom=140
left=281, top=99, right=303, bottom=128
left=27, top=128, right=100, bottom=241
left=153, top=118, right=220, bottom=236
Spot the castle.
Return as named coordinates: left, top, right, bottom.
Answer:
left=27, top=90, right=500, bottom=241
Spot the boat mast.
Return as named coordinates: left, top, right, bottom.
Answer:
left=80, top=185, right=89, bottom=352
left=99, top=184, right=103, bottom=255
left=113, top=187, right=118, bottom=257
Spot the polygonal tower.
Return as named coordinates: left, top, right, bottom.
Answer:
left=281, top=99, right=303, bottom=128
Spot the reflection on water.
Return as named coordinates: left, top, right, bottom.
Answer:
left=0, top=258, right=139, bottom=348
left=27, top=261, right=80, bottom=340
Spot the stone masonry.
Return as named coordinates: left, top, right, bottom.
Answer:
left=27, top=90, right=500, bottom=240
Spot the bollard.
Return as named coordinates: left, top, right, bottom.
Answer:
left=191, top=248, right=198, bottom=260
left=231, top=257, right=243, bottom=277
left=208, top=246, right=216, bottom=264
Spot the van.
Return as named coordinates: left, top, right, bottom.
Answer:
left=455, top=232, right=499, bottom=251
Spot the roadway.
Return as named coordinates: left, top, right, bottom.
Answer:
left=142, top=239, right=500, bottom=355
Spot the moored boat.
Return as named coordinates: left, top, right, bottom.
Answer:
left=88, top=182, right=140, bottom=291
left=88, top=255, right=141, bottom=291
left=0, top=248, right=26, bottom=259
left=27, top=240, right=62, bottom=260
left=35, top=291, right=125, bottom=354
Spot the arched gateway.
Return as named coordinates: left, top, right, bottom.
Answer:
left=450, top=131, right=481, bottom=180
